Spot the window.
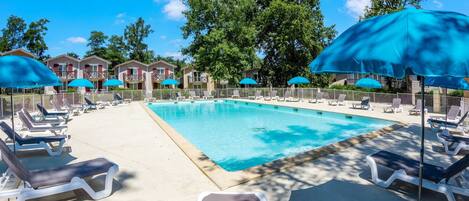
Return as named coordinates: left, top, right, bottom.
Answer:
left=193, top=71, right=200, bottom=81
left=58, top=63, right=67, bottom=72
left=157, top=68, right=164, bottom=75
left=89, top=64, right=98, bottom=72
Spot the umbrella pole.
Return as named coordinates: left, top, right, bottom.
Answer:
left=418, top=77, right=425, bottom=201
left=10, top=92, right=15, bottom=153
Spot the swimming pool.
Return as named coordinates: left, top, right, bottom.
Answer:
left=148, top=100, right=394, bottom=172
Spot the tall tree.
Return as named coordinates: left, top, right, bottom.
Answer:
left=362, top=0, right=422, bottom=19
left=182, top=0, right=258, bottom=84
left=66, top=52, right=80, bottom=59
left=104, top=35, right=127, bottom=73
left=124, top=17, right=153, bottom=63
left=256, top=0, right=336, bottom=86
left=85, top=31, right=108, bottom=58
left=0, top=15, right=27, bottom=52
left=23, top=19, right=49, bottom=60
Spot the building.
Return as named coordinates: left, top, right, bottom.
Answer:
left=46, top=54, right=110, bottom=92
left=182, top=66, right=215, bottom=91
left=114, top=60, right=177, bottom=91
left=148, top=60, right=176, bottom=89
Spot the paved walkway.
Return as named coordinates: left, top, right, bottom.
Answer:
left=4, top=101, right=467, bottom=201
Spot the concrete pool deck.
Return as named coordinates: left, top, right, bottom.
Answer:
left=5, top=100, right=468, bottom=201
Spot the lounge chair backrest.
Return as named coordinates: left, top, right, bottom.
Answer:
left=457, top=111, right=469, bottom=125
left=443, top=154, right=469, bottom=182
left=21, top=108, right=35, bottom=123
left=84, top=97, right=94, bottom=105
left=0, top=138, right=31, bottom=183
left=233, top=90, right=239, bottom=96
left=0, top=122, right=23, bottom=142
left=36, top=104, right=49, bottom=116
left=177, top=92, right=182, bottom=97
left=338, top=94, right=346, bottom=102
left=114, top=93, right=123, bottom=101
left=255, top=90, right=261, bottom=96
left=190, top=91, right=196, bottom=97
left=362, top=98, right=370, bottom=106
left=284, top=90, right=291, bottom=98
left=18, top=111, right=34, bottom=129
left=447, top=105, right=461, bottom=120
left=316, top=92, right=322, bottom=99
left=204, top=91, right=209, bottom=96
left=392, top=98, right=401, bottom=108
left=271, top=90, right=277, bottom=97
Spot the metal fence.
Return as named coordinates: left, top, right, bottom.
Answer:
left=0, top=88, right=466, bottom=118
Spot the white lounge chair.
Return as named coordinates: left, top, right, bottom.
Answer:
left=249, top=90, right=263, bottom=100
left=189, top=91, right=200, bottom=100
left=18, top=111, right=67, bottom=136
left=198, top=192, right=268, bottom=201
left=436, top=131, right=469, bottom=156
left=203, top=91, right=214, bottom=99
left=0, top=139, right=118, bottom=201
left=232, top=90, right=240, bottom=98
left=430, top=105, right=461, bottom=123
left=367, top=150, right=469, bottom=201
left=0, top=122, right=66, bottom=156
left=264, top=90, right=278, bottom=101
left=36, top=104, right=69, bottom=121
left=309, top=92, right=323, bottom=103
left=176, top=92, right=186, bottom=101
left=352, top=97, right=372, bottom=110
left=328, top=94, right=346, bottom=106
left=21, top=108, right=65, bottom=125
left=429, top=112, right=469, bottom=131
left=409, top=99, right=428, bottom=115
left=383, top=98, right=403, bottom=113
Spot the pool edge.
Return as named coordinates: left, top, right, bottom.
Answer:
left=140, top=101, right=405, bottom=190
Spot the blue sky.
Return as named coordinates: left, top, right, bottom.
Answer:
left=0, top=0, right=467, bottom=59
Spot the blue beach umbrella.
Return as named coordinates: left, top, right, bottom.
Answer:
left=0, top=55, right=60, bottom=152
left=287, top=76, right=310, bottom=85
left=68, top=79, right=94, bottom=88
left=310, top=8, right=469, bottom=200
left=355, top=78, right=382, bottom=89
left=103, top=79, right=123, bottom=87
left=239, top=78, right=257, bottom=85
left=161, top=79, right=180, bottom=86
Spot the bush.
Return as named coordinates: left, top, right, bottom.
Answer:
left=448, top=90, right=464, bottom=97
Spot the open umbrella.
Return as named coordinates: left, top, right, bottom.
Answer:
left=103, top=79, right=123, bottom=87
left=161, top=79, right=180, bottom=86
left=68, top=79, right=94, bottom=88
left=287, top=76, right=310, bottom=85
left=239, top=78, right=257, bottom=85
left=310, top=8, right=469, bottom=200
left=355, top=78, right=382, bottom=89
left=0, top=55, right=59, bottom=152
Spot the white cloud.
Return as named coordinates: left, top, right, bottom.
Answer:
left=160, top=35, right=167, bottom=40
left=432, top=0, right=443, bottom=8
left=66, top=37, right=87, bottom=44
left=164, top=51, right=185, bottom=60
left=162, top=0, right=187, bottom=20
left=345, top=0, right=371, bottom=19
left=115, top=12, right=127, bottom=24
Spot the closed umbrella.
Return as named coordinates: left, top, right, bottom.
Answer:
left=0, top=55, right=59, bottom=152
left=310, top=8, right=469, bottom=200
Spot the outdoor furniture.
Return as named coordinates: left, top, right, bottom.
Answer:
left=328, top=94, right=346, bottom=106
left=264, top=90, right=278, bottom=101
left=352, top=97, right=371, bottom=110
left=18, top=111, right=67, bottom=136
left=36, top=104, right=69, bottom=121
left=366, top=150, right=469, bottom=201
left=176, top=92, right=186, bottom=101
left=197, top=192, right=268, bottom=201
left=203, top=91, right=214, bottom=99
left=0, top=122, right=66, bottom=156
left=278, top=90, right=290, bottom=102
left=436, top=132, right=469, bottom=156
left=308, top=92, right=323, bottom=103
left=114, top=93, right=131, bottom=104
left=430, top=105, right=461, bottom=123
left=189, top=91, right=200, bottom=100
left=409, top=99, right=427, bottom=115
left=21, top=108, right=66, bottom=125
left=249, top=90, right=263, bottom=100
left=0, top=138, right=118, bottom=201
left=232, top=90, right=240, bottom=98
left=84, top=97, right=105, bottom=110
left=383, top=98, right=403, bottom=113
left=428, top=111, right=468, bottom=131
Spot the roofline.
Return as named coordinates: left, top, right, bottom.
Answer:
left=2, top=48, right=37, bottom=58
left=46, top=54, right=81, bottom=62
left=81, top=55, right=112, bottom=64
left=149, top=60, right=177, bottom=68
left=114, top=60, right=148, bottom=69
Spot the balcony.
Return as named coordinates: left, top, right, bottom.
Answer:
left=188, top=76, right=207, bottom=83
left=54, top=71, right=77, bottom=80
left=152, top=73, right=175, bottom=82
left=83, top=71, right=107, bottom=81
left=124, top=74, right=144, bottom=83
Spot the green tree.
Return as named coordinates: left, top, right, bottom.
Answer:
left=0, top=15, right=27, bottom=52
left=85, top=31, right=108, bottom=58
left=124, top=17, right=153, bottom=63
left=104, top=35, right=127, bottom=70
left=66, top=52, right=80, bottom=59
left=362, top=0, right=422, bottom=19
left=182, top=0, right=258, bottom=84
left=23, top=19, right=49, bottom=60
left=256, top=0, right=336, bottom=87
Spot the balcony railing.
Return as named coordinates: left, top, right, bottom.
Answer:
left=124, top=74, right=144, bottom=82
left=54, top=71, right=77, bottom=80
left=188, top=76, right=207, bottom=83
left=152, top=73, right=175, bottom=82
left=83, top=71, right=107, bottom=80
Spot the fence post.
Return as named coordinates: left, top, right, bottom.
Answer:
left=373, top=92, right=376, bottom=103
left=131, top=90, right=134, bottom=101
left=72, top=93, right=75, bottom=105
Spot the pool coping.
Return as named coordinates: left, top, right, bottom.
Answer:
left=141, top=100, right=405, bottom=190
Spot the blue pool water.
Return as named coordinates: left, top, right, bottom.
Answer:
left=148, top=100, right=394, bottom=171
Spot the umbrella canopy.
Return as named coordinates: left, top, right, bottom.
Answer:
left=424, top=77, right=469, bottom=90
left=310, top=8, right=469, bottom=79
left=239, top=78, right=257, bottom=85
left=161, top=79, right=180, bottom=86
left=103, top=79, right=124, bottom=87
left=0, top=55, right=59, bottom=88
left=309, top=8, right=469, bottom=201
left=68, top=79, right=94, bottom=88
left=288, top=76, right=310, bottom=85
left=355, top=78, right=382, bottom=89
